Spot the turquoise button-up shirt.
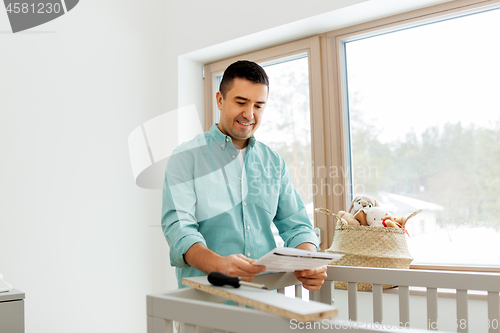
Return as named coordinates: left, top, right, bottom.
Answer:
left=162, top=124, right=319, bottom=287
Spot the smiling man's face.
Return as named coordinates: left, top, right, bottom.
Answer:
left=216, top=77, right=268, bottom=149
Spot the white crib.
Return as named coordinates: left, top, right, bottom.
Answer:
left=147, top=266, right=500, bottom=333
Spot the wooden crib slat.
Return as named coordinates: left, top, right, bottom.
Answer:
left=165, top=319, right=174, bottom=333
left=456, top=289, right=469, bottom=333
left=151, top=318, right=174, bottom=333
left=310, top=290, right=321, bottom=302
left=295, top=285, right=302, bottom=299
left=399, top=285, right=410, bottom=327
left=488, top=291, right=500, bottom=333
left=319, top=281, right=334, bottom=305
left=372, top=284, right=383, bottom=324
left=348, top=282, right=358, bottom=321
left=427, top=287, right=438, bottom=330
left=184, top=323, right=196, bottom=333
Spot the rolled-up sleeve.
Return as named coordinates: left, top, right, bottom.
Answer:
left=272, top=159, right=319, bottom=250
left=161, top=149, right=207, bottom=269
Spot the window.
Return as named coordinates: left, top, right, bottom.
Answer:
left=214, top=55, right=313, bottom=216
left=260, top=56, right=313, bottom=216
left=330, top=1, right=500, bottom=267
left=204, top=0, right=500, bottom=268
left=219, top=56, right=314, bottom=247
left=203, top=37, right=330, bottom=248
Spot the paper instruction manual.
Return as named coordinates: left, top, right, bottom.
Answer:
left=252, top=248, right=344, bottom=272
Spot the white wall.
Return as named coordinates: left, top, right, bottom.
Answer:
left=0, top=0, right=456, bottom=332
left=0, top=1, right=168, bottom=332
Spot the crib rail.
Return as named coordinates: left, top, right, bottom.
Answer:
left=324, top=266, right=500, bottom=333
left=147, top=267, right=500, bottom=333
left=147, top=286, right=430, bottom=333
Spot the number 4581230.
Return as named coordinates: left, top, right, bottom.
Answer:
left=489, top=319, right=499, bottom=330
left=5, top=3, right=62, bottom=14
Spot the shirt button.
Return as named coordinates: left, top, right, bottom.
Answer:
left=247, top=252, right=251, bottom=257
left=221, top=144, right=224, bottom=148
left=226, top=138, right=229, bottom=142
left=247, top=225, right=251, bottom=230
left=238, top=177, right=241, bottom=180
left=243, top=202, right=247, bottom=206
left=232, top=155, right=236, bottom=159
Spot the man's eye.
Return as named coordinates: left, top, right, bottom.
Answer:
left=255, top=105, right=261, bottom=109
left=237, top=102, right=245, bottom=105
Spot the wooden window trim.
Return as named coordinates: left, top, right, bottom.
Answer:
left=410, top=264, right=500, bottom=274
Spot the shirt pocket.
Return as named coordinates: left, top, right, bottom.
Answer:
left=255, top=176, right=280, bottom=217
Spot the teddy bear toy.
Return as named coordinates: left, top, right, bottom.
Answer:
left=349, top=195, right=379, bottom=215
left=356, top=206, right=400, bottom=227
left=358, top=206, right=414, bottom=237
left=337, top=195, right=379, bottom=226
left=364, top=207, right=388, bottom=227
left=335, top=195, right=420, bottom=233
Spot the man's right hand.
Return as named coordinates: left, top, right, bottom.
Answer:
left=218, top=254, right=266, bottom=282
left=184, top=243, right=266, bottom=282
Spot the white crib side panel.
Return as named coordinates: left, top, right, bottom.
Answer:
left=427, top=287, right=438, bottom=330
left=399, top=286, right=410, bottom=327
left=487, top=291, right=500, bottom=333
left=456, top=289, right=469, bottom=333
left=348, top=282, right=358, bottom=321
left=372, top=284, right=383, bottom=324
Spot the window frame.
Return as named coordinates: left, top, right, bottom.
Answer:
left=323, top=0, right=500, bottom=272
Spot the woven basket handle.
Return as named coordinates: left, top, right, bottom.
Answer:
left=314, top=208, right=343, bottom=225
left=400, top=208, right=423, bottom=228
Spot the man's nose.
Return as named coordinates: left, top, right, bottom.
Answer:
left=241, top=104, right=254, bottom=120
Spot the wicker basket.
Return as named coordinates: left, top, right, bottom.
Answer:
left=315, top=208, right=413, bottom=291
left=326, top=224, right=413, bottom=290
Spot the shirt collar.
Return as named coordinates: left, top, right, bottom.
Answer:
left=209, top=123, right=256, bottom=149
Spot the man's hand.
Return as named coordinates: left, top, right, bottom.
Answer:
left=219, top=254, right=266, bottom=282
left=293, top=265, right=327, bottom=291
left=184, top=243, right=265, bottom=282
left=294, top=242, right=327, bottom=291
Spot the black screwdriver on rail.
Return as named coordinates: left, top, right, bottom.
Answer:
left=208, top=272, right=268, bottom=290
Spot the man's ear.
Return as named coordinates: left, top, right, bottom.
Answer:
left=216, top=91, right=224, bottom=110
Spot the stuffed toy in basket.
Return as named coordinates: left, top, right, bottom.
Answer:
left=316, top=195, right=421, bottom=291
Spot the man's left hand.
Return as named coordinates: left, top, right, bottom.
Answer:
left=293, top=265, right=327, bottom=291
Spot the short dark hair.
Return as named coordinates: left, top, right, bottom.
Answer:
left=219, top=60, right=269, bottom=98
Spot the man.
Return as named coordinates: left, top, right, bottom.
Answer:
left=162, top=60, right=326, bottom=291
